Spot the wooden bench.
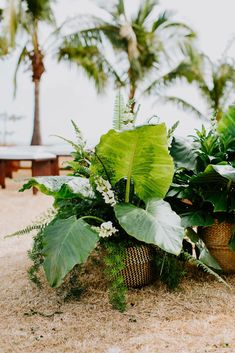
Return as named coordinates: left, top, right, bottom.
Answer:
left=0, top=149, right=57, bottom=194
left=1, top=145, right=73, bottom=175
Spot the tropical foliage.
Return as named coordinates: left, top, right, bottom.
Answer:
left=16, top=99, right=186, bottom=309
left=168, top=106, right=235, bottom=228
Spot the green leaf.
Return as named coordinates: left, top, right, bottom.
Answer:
left=20, top=176, right=94, bottom=200
left=218, top=105, right=235, bottom=138
left=212, top=165, right=235, bottom=182
left=190, top=165, right=235, bottom=212
left=94, top=124, right=174, bottom=202
left=199, top=248, right=222, bottom=270
left=114, top=200, right=184, bottom=255
left=170, top=136, right=197, bottom=169
left=185, top=227, right=199, bottom=242
left=180, top=210, right=214, bottom=227
left=43, top=217, right=99, bottom=287
left=229, top=227, right=235, bottom=251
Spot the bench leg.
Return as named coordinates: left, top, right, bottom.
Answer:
left=5, top=161, right=13, bottom=178
left=32, top=160, right=53, bottom=195
left=0, top=160, right=6, bottom=189
left=51, top=157, right=59, bottom=175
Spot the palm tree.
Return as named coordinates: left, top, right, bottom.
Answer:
left=1, top=0, right=56, bottom=144
left=147, top=47, right=235, bottom=121
left=60, top=0, right=196, bottom=109
left=2, top=0, right=114, bottom=145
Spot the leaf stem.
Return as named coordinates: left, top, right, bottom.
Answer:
left=94, top=151, right=111, bottom=184
left=125, top=178, right=130, bottom=203
left=80, top=216, right=104, bottom=223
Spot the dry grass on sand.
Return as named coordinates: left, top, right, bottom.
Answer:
left=1, top=173, right=235, bottom=353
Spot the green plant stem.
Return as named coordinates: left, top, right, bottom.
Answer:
left=227, top=179, right=232, bottom=192
left=94, top=151, right=111, bottom=184
left=125, top=177, right=131, bottom=203
left=80, top=216, right=104, bottom=223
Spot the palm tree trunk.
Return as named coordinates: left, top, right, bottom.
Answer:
left=216, top=110, right=223, bottom=122
left=31, top=79, right=42, bottom=145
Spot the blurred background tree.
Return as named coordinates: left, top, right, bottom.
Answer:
left=147, top=47, right=235, bottom=121
left=59, top=0, right=196, bottom=110
left=1, top=0, right=56, bottom=145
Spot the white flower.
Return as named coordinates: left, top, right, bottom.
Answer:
left=97, top=221, right=118, bottom=238
left=101, top=221, right=113, bottom=230
left=94, top=176, right=116, bottom=206
left=122, top=122, right=134, bottom=131
left=106, top=189, right=115, bottom=198
left=122, top=112, right=134, bottom=122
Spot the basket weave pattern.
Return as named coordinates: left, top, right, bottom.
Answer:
left=198, top=220, right=235, bottom=273
left=121, top=245, right=155, bottom=288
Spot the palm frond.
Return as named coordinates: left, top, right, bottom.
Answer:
left=13, top=45, right=29, bottom=96
left=145, top=62, right=197, bottom=94
left=164, top=22, right=196, bottom=38
left=0, top=36, right=9, bottom=56
left=159, top=96, right=207, bottom=120
left=24, top=0, right=55, bottom=24
left=135, top=0, right=158, bottom=26
left=151, top=10, right=171, bottom=32
left=58, top=34, right=122, bottom=91
left=8, top=0, right=18, bottom=47
left=145, top=53, right=210, bottom=102
left=115, top=0, right=126, bottom=18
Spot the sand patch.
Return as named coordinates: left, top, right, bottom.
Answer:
left=1, top=175, right=235, bottom=353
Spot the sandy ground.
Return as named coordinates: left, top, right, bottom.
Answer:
left=1, top=172, right=235, bottom=353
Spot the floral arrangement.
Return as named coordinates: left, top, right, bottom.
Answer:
left=11, top=94, right=229, bottom=310
left=11, top=94, right=185, bottom=309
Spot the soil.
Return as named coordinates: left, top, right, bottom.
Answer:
left=1, top=172, right=235, bottom=353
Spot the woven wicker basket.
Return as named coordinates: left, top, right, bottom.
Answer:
left=121, top=244, right=155, bottom=288
left=198, top=220, right=235, bottom=273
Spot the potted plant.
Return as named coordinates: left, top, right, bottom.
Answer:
left=168, top=107, right=235, bottom=272
left=14, top=95, right=185, bottom=311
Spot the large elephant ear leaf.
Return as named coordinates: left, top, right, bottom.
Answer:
left=20, top=176, right=94, bottom=200
left=170, top=136, right=197, bottom=170
left=43, top=216, right=99, bottom=287
left=114, top=200, right=184, bottom=255
left=212, top=165, right=235, bottom=182
left=93, top=124, right=174, bottom=202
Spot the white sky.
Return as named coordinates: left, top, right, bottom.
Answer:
left=1, top=0, right=235, bottom=146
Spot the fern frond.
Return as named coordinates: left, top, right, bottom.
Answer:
left=113, top=90, right=125, bottom=131
left=71, top=120, right=86, bottom=148
left=182, top=251, right=230, bottom=288
left=5, top=224, right=45, bottom=238
left=53, top=134, right=79, bottom=151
